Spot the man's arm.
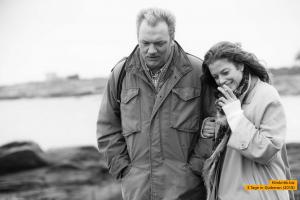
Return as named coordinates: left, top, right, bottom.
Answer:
left=96, top=63, right=130, bottom=180
left=188, top=81, right=216, bottom=175
left=189, top=137, right=214, bottom=175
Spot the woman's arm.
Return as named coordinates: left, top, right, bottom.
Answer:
left=225, top=99, right=286, bottom=165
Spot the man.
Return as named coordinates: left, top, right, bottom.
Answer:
left=97, top=8, right=213, bottom=200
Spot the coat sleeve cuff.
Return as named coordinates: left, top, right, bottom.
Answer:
left=222, top=100, right=243, bottom=131
left=227, top=115, right=256, bottom=150
left=108, top=153, right=131, bottom=180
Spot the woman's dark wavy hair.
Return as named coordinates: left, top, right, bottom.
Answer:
left=202, top=41, right=270, bottom=87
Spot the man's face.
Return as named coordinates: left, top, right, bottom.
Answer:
left=138, top=20, right=173, bottom=70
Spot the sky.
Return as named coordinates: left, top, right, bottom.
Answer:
left=0, top=0, right=300, bottom=85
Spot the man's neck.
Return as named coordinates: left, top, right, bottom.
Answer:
left=148, top=65, right=163, bottom=74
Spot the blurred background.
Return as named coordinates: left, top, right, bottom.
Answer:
left=0, top=0, right=300, bottom=199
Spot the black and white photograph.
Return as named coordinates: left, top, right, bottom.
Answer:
left=0, top=0, right=299, bottom=199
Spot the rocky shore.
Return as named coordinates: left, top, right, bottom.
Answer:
left=0, top=141, right=121, bottom=200
left=0, top=141, right=299, bottom=199
left=0, top=74, right=300, bottom=100
left=0, top=78, right=107, bottom=100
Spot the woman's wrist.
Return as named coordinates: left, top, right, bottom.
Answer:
left=222, top=100, right=242, bottom=118
left=222, top=100, right=243, bottom=131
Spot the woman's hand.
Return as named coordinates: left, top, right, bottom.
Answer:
left=216, top=85, right=243, bottom=125
left=216, top=85, right=238, bottom=107
left=201, top=117, right=216, bottom=138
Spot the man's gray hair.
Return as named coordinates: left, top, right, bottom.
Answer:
left=136, top=8, right=176, bottom=40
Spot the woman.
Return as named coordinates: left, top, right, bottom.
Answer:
left=201, top=41, right=294, bottom=200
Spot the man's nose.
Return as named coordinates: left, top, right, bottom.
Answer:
left=148, top=44, right=157, bottom=54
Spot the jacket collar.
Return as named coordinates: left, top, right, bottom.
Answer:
left=125, top=41, right=193, bottom=78
left=240, top=74, right=259, bottom=104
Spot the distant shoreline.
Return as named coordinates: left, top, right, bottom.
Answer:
left=0, top=74, right=300, bottom=100
left=0, top=77, right=107, bottom=100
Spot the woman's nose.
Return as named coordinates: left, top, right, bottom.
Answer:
left=218, top=76, right=226, bottom=85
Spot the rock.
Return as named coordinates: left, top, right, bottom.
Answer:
left=286, top=143, right=300, bottom=199
left=287, top=143, right=300, bottom=175
left=0, top=141, right=49, bottom=175
left=0, top=141, right=121, bottom=200
left=44, top=145, right=105, bottom=168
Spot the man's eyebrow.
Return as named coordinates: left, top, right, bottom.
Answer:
left=154, top=41, right=166, bottom=44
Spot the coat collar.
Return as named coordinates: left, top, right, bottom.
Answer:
left=124, top=41, right=193, bottom=78
left=240, top=74, right=259, bottom=104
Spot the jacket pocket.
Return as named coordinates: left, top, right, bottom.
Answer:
left=170, top=87, right=201, bottom=132
left=120, top=88, right=141, bottom=134
left=122, top=130, right=142, bottom=161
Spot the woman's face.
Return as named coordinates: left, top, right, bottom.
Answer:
left=208, top=58, right=244, bottom=91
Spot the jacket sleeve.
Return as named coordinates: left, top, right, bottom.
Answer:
left=189, top=136, right=214, bottom=175
left=188, top=81, right=215, bottom=175
left=227, top=99, right=286, bottom=165
left=96, top=68, right=130, bottom=180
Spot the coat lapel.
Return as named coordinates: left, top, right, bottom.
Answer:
left=124, top=43, right=194, bottom=122
left=150, top=60, right=192, bottom=121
